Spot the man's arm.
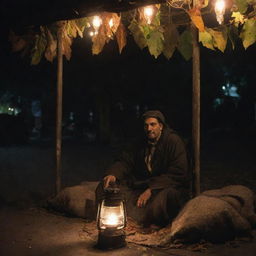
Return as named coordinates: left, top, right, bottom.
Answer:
left=103, top=175, right=116, bottom=189
left=137, top=188, right=151, bottom=207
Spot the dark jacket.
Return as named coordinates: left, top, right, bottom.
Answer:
left=106, top=127, right=190, bottom=191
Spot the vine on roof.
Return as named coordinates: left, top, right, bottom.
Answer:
left=8, top=0, right=256, bottom=65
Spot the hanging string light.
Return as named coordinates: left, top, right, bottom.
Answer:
left=215, top=0, right=226, bottom=24
left=89, top=31, right=95, bottom=37
left=92, top=15, right=102, bottom=34
left=109, top=18, right=114, bottom=28
left=143, top=6, right=154, bottom=24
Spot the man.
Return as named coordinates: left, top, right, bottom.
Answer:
left=96, top=110, right=190, bottom=228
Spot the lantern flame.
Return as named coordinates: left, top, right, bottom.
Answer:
left=215, top=0, right=225, bottom=24
left=98, top=202, right=125, bottom=229
left=105, top=213, right=119, bottom=226
left=143, top=6, right=154, bottom=24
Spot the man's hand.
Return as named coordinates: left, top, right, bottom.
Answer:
left=137, top=188, right=152, bottom=207
left=103, top=175, right=116, bottom=189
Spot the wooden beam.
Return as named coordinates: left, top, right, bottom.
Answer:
left=55, top=21, right=65, bottom=195
left=191, top=24, right=200, bottom=196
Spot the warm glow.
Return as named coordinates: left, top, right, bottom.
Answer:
left=215, top=0, right=225, bottom=24
left=105, top=213, right=119, bottom=225
left=143, top=6, right=154, bottom=24
left=98, top=202, right=125, bottom=229
left=92, top=16, right=102, bottom=29
left=89, top=31, right=94, bottom=37
left=109, top=18, right=114, bottom=28
left=215, top=0, right=225, bottom=12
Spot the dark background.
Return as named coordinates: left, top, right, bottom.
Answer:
left=1, top=29, right=256, bottom=144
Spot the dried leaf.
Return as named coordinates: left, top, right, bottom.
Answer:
left=177, top=29, right=192, bottom=61
left=188, top=8, right=205, bottom=32
left=163, top=24, right=179, bottom=59
left=208, top=26, right=227, bottom=53
left=116, top=22, right=127, bottom=54
left=109, top=13, right=121, bottom=34
left=92, top=25, right=107, bottom=55
left=199, top=29, right=215, bottom=50
left=44, top=27, right=57, bottom=62
left=62, top=30, right=72, bottom=60
left=240, top=18, right=256, bottom=49
left=197, top=0, right=209, bottom=8
left=8, top=30, right=27, bottom=52
left=66, top=20, right=77, bottom=38
left=31, top=29, right=47, bottom=65
left=75, top=17, right=90, bottom=36
left=128, top=20, right=147, bottom=49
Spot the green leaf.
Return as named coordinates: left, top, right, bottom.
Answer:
left=128, top=20, right=147, bottom=49
left=199, top=29, right=215, bottom=50
left=31, top=29, right=47, bottom=65
left=147, top=29, right=164, bottom=58
left=240, top=18, right=256, bottom=49
left=231, top=12, right=245, bottom=25
left=163, top=24, right=179, bottom=59
left=227, top=25, right=239, bottom=50
left=233, top=0, right=248, bottom=14
left=141, top=24, right=152, bottom=39
left=177, top=30, right=192, bottom=61
left=208, top=26, right=227, bottom=53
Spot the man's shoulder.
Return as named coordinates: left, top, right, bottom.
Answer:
left=163, top=128, right=185, bottom=145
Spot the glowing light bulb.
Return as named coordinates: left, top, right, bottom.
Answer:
left=109, top=18, right=113, bottom=28
left=92, top=16, right=102, bottom=30
left=215, top=0, right=225, bottom=24
left=89, top=31, right=94, bottom=37
left=144, top=6, right=154, bottom=24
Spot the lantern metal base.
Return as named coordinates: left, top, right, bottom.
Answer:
left=97, top=229, right=126, bottom=250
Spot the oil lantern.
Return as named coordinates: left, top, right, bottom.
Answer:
left=96, top=185, right=126, bottom=249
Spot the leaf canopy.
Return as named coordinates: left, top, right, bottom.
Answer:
left=8, top=0, right=256, bottom=63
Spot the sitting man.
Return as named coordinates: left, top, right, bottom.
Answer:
left=96, top=110, right=190, bottom=229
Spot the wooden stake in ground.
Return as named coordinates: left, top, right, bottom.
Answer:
left=191, top=23, right=200, bottom=196
left=56, top=21, right=65, bottom=195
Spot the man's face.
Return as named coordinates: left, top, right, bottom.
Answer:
left=144, top=117, right=163, bottom=141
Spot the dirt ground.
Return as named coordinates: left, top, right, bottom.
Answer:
left=0, top=127, right=256, bottom=256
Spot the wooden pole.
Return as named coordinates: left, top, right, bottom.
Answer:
left=191, top=24, right=201, bottom=196
left=56, top=21, right=64, bottom=195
